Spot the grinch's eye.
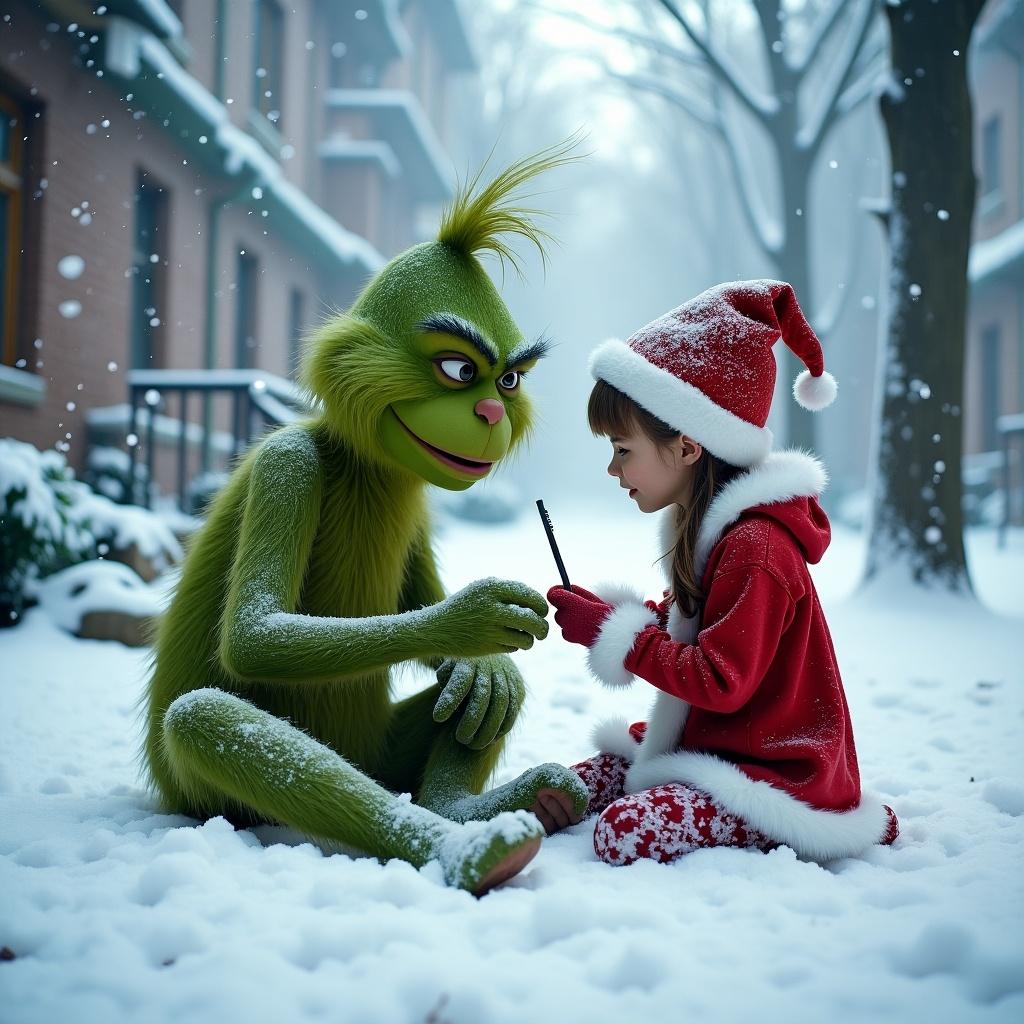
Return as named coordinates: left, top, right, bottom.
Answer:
left=498, top=370, right=520, bottom=391
left=437, top=358, right=476, bottom=384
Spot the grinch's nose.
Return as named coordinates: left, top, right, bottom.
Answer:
left=475, top=398, right=505, bottom=426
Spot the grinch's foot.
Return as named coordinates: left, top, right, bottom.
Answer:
left=428, top=763, right=590, bottom=834
left=438, top=811, right=544, bottom=896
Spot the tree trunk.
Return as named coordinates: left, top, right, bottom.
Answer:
left=864, top=0, right=987, bottom=590
left=777, top=145, right=816, bottom=452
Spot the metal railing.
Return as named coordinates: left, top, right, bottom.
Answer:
left=998, top=411, right=1024, bottom=548
left=126, top=369, right=315, bottom=509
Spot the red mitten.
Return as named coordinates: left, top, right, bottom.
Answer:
left=547, top=585, right=614, bottom=648
left=644, top=599, right=670, bottom=631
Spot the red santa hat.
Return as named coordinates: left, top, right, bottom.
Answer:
left=588, top=280, right=837, bottom=467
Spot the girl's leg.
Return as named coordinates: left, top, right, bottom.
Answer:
left=571, top=753, right=632, bottom=816
left=594, top=783, right=776, bottom=865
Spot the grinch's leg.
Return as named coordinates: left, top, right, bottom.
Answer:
left=161, top=688, right=543, bottom=894
left=384, top=685, right=589, bottom=832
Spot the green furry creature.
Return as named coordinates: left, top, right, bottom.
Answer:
left=142, top=142, right=589, bottom=895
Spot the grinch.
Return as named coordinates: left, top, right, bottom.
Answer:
left=142, top=142, right=589, bottom=895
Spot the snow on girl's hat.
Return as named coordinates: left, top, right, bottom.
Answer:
left=588, top=279, right=837, bottom=467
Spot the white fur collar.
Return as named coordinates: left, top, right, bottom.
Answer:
left=658, top=449, right=827, bottom=584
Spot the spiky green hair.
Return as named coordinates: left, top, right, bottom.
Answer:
left=437, top=133, right=586, bottom=275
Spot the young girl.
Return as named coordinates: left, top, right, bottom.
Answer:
left=546, top=280, right=898, bottom=865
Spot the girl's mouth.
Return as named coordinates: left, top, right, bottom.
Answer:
left=628, top=488, right=638, bottom=498
left=393, top=412, right=494, bottom=477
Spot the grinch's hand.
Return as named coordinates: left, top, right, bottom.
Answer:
left=433, top=655, right=525, bottom=749
left=547, top=585, right=614, bottom=648
left=428, top=577, right=549, bottom=658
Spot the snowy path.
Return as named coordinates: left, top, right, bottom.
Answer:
left=1, top=513, right=1022, bottom=1023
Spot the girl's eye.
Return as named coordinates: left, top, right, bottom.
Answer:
left=437, top=358, right=476, bottom=384
left=498, top=370, right=520, bottom=390
left=617, top=447, right=629, bottom=457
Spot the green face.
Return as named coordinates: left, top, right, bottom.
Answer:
left=307, top=242, right=547, bottom=488
left=379, top=319, right=540, bottom=491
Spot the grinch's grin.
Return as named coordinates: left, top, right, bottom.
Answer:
left=392, top=411, right=494, bottom=478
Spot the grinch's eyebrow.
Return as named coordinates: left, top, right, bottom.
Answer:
left=416, top=313, right=497, bottom=367
left=506, top=336, right=552, bottom=369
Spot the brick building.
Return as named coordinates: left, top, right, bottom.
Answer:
left=968, top=0, right=1024, bottom=519
left=0, top=0, right=476, bottom=500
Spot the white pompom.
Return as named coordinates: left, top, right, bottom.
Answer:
left=793, top=369, right=838, bottom=411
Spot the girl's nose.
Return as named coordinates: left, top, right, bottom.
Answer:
left=475, top=398, right=505, bottom=426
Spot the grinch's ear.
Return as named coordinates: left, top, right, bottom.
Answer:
left=301, top=314, right=392, bottom=401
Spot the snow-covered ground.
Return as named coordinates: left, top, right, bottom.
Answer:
left=1, top=510, right=1022, bottom=1023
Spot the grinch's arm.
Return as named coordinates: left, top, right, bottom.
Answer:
left=397, top=523, right=448, bottom=672
left=397, top=520, right=532, bottom=748
left=219, top=431, right=547, bottom=684
left=218, top=430, right=428, bottom=682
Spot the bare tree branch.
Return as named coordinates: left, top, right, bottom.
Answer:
left=654, top=0, right=780, bottom=122
left=520, top=0, right=707, bottom=72
left=797, top=0, right=878, bottom=154
left=713, top=88, right=784, bottom=257
left=814, top=178, right=872, bottom=337
left=604, top=68, right=720, bottom=129
left=605, top=52, right=782, bottom=257
left=794, top=0, right=848, bottom=75
left=837, top=55, right=888, bottom=117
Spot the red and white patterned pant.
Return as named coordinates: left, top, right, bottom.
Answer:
left=572, top=752, right=900, bottom=866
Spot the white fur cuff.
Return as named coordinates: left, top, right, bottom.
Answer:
left=625, top=751, right=892, bottom=862
left=591, top=717, right=638, bottom=761
left=586, top=600, right=658, bottom=688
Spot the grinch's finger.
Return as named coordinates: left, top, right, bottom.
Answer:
left=433, top=662, right=475, bottom=722
left=455, top=674, right=492, bottom=745
left=497, top=685, right=521, bottom=739
left=470, top=673, right=510, bottom=749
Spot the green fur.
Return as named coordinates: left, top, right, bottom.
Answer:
left=142, top=143, right=586, bottom=890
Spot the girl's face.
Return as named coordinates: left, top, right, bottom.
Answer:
left=606, top=430, right=703, bottom=513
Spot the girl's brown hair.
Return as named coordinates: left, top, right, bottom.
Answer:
left=587, top=379, right=741, bottom=620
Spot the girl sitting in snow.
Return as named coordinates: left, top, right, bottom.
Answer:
left=545, top=280, right=899, bottom=866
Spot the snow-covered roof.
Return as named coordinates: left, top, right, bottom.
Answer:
left=76, top=0, right=183, bottom=40
left=326, top=89, right=454, bottom=201
left=975, top=0, right=1024, bottom=55
left=318, top=138, right=402, bottom=179
left=101, top=17, right=383, bottom=276
left=420, top=0, right=477, bottom=71
left=969, top=217, right=1024, bottom=286
left=379, top=0, right=413, bottom=61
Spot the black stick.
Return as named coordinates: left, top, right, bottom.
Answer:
left=536, top=499, right=571, bottom=589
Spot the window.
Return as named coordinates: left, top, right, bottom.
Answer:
left=288, top=287, right=304, bottom=378
left=981, top=324, right=1001, bottom=452
left=981, top=116, right=1001, bottom=197
left=253, top=0, right=284, bottom=130
left=130, top=172, right=169, bottom=368
left=234, top=251, right=259, bottom=368
left=0, top=91, right=24, bottom=368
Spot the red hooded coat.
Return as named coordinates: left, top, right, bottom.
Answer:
left=587, top=450, right=891, bottom=862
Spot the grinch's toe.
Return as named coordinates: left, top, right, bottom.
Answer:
left=439, top=811, right=545, bottom=895
left=471, top=834, right=542, bottom=896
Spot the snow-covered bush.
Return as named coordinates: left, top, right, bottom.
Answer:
left=85, top=445, right=150, bottom=504
left=436, top=479, right=523, bottom=525
left=27, top=559, right=165, bottom=637
left=1, top=439, right=95, bottom=625
left=0, top=438, right=182, bottom=627
left=186, top=470, right=230, bottom=516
